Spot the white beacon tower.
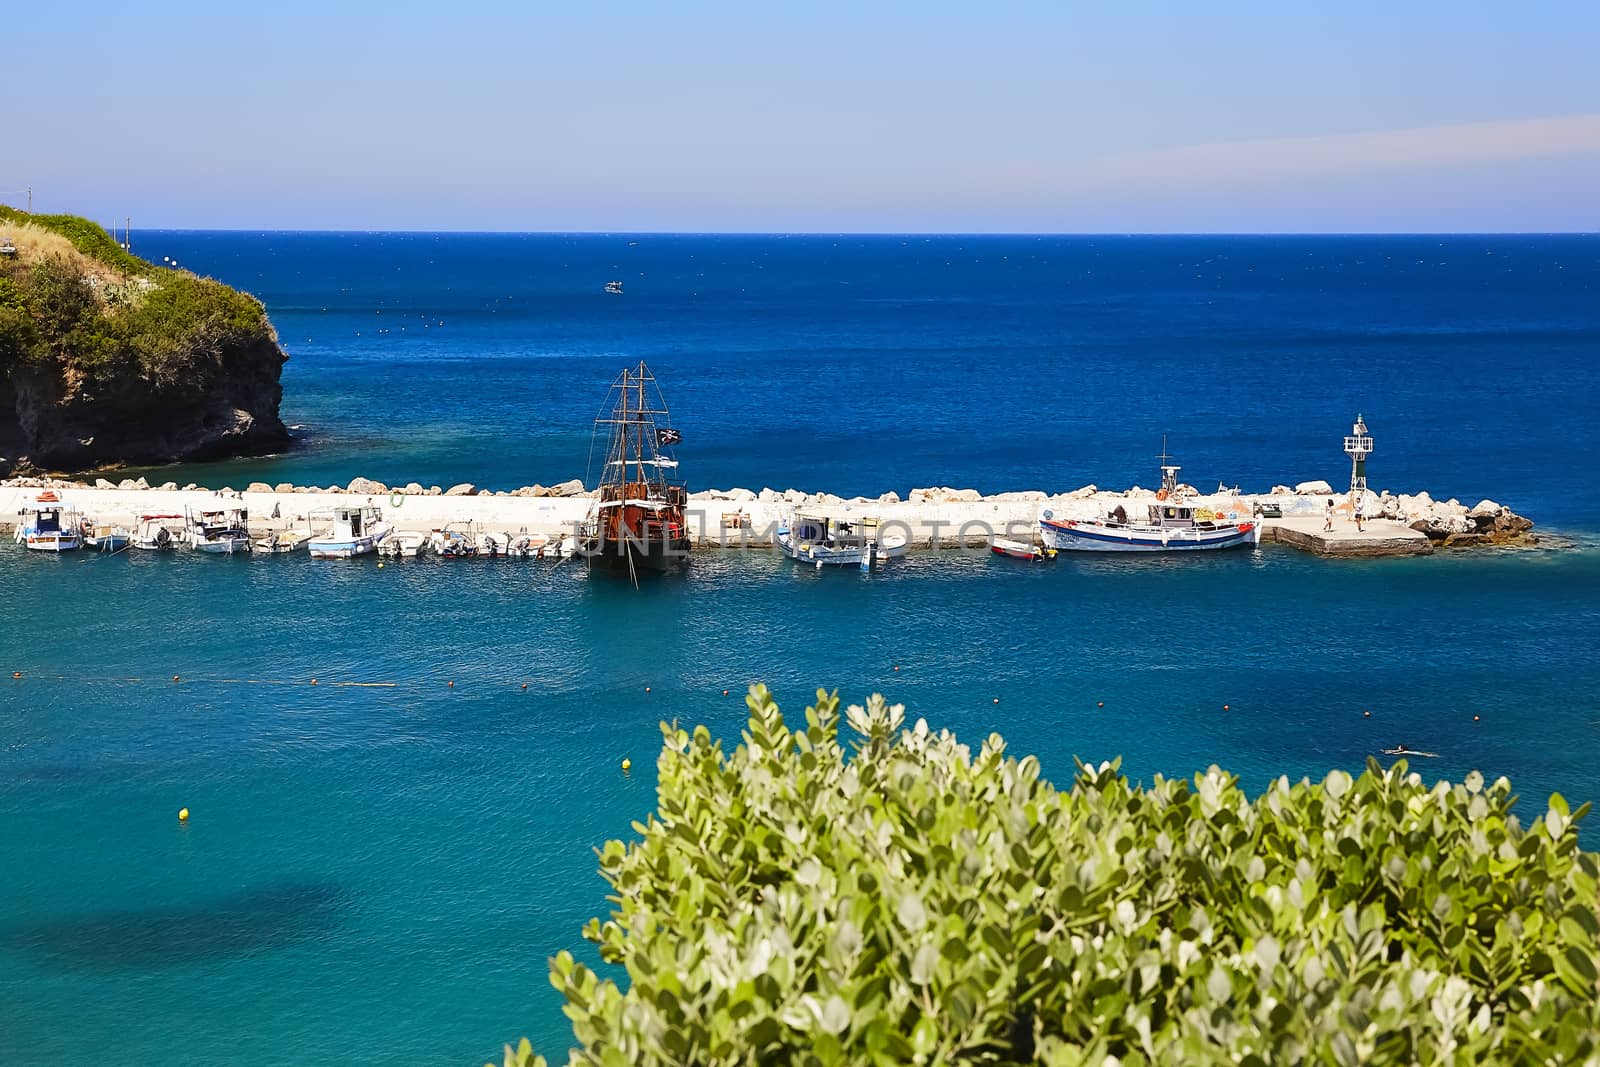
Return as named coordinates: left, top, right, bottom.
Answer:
left=1344, top=414, right=1373, bottom=497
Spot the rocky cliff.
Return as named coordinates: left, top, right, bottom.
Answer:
left=0, top=206, right=289, bottom=472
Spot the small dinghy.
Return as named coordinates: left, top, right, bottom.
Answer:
left=255, top=530, right=311, bottom=555
left=990, top=537, right=1053, bottom=562
left=132, top=515, right=182, bottom=551
left=82, top=521, right=132, bottom=552
left=379, top=531, right=430, bottom=558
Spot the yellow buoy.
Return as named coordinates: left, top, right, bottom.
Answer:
left=621, top=758, right=632, bottom=772
left=178, top=808, right=189, bottom=822
left=377, top=562, right=384, bottom=569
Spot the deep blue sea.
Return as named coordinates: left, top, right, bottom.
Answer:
left=3, top=233, right=1599, bottom=1066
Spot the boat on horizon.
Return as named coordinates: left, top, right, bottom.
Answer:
left=1039, top=446, right=1259, bottom=554
left=579, top=360, right=690, bottom=580
left=14, top=491, right=82, bottom=552
left=777, top=510, right=908, bottom=570
left=308, top=505, right=391, bottom=559
left=186, top=507, right=252, bottom=554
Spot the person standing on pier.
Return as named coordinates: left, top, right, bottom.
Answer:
left=1354, top=498, right=1365, bottom=532
left=1324, top=498, right=1334, bottom=532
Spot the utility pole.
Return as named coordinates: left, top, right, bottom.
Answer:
left=125, top=216, right=132, bottom=252
left=27, top=186, right=32, bottom=212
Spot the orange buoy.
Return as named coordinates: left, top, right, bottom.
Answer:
left=521, top=683, right=528, bottom=691
left=1223, top=704, right=1230, bottom=711
left=11, top=671, right=20, bottom=679
left=448, top=680, right=455, bottom=688
left=173, top=675, right=181, bottom=683
left=893, top=665, right=900, bottom=672
left=1096, top=701, right=1104, bottom=708
left=1473, top=714, right=1481, bottom=722
left=722, top=689, right=729, bottom=695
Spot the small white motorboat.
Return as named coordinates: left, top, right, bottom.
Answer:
left=187, top=507, right=252, bottom=554
left=506, top=532, right=551, bottom=559
left=255, top=530, right=312, bottom=555
left=429, top=525, right=477, bottom=558
left=379, top=530, right=429, bottom=558
left=82, top=521, right=132, bottom=552
left=132, top=514, right=182, bottom=551
left=990, top=536, right=1054, bottom=562
left=475, top=531, right=502, bottom=557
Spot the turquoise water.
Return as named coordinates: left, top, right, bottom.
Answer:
left=3, top=545, right=1599, bottom=1064
left=5, top=232, right=1600, bottom=1064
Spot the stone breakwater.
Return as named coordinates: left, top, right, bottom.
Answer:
left=0, top=476, right=1536, bottom=558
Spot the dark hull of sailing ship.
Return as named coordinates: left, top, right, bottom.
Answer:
left=582, top=362, right=691, bottom=579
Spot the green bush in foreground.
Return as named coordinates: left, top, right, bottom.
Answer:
left=500, top=687, right=1599, bottom=1066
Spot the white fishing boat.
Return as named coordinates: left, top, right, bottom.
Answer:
left=82, top=521, right=132, bottom=552
left=1039, top=445, right=1259, bottom=554
left=132, top=514, right=182, bottom=551
left=308, top=505, right=391, bottom=559
left=186, top=507, right=252, bottom=554
left=378, top=530, right=430, bottom=558
left=777, top=510, right=908, bottom=570
left=254, top=530, right=312, bottom=555
left=14, top=492, right=82, bottom=552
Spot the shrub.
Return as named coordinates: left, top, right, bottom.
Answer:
left=499, top=686, right=1600, bottom=1066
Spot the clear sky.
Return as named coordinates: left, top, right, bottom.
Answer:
left=4, top=1, right=1598, bottom=232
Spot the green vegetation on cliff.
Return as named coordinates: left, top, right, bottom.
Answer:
left=0, top=205, right=287, bottom=469
left=0, top=205, right=270, bottom=385
left=500, top=687, right=1600, bottom=1066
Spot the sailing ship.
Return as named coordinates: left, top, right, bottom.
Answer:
left=1039, top=443, right=1259, bottom=553
left=580, top=361, right=690, bottom=578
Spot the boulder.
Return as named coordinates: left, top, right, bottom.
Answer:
left=509, top=486, right=541, bottom=498
left=1294, top=480, right=1334, bottom=495
left=246, top=482, right=273, bottom=493
left=427, top=486, right=443, bottom=496
left=727, top=488, right=757, bottom=502
left=550, top=479, right=585, bottom=497
left=1269, top=485, right=1293, bottom=496
left=182, top=483, right=200, bottom=491
left=134, top=477, right=150, bottom=490
left=118, top=478, right=139, bottom=490
left=95, top=478, right=115, bottom=489
left=274, top=482, right=296, bottom=493
left=348, top=476, right=388, bottom=495
left=878, top=491, right=901, bottom=504
left=445, top=483, right=478, bottom=497
left=1468, top=499, right=1501, bottom=519
left=1066, top=485, right=1098, bottom=500
left=993, top=490, right=1047, bottom=502
left=783, top=488, right=805, bottom=503
left=757, top=488, right=779, bottom=503
left=403, top=482, right=426, bottom=495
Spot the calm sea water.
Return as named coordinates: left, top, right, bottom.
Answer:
left=4, top=234, right=1600, bottom=1066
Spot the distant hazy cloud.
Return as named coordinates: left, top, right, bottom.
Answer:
left=997, top=114, right=1600, bottom=195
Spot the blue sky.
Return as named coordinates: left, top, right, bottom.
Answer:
left=4, top=1, right=1598, bottom=232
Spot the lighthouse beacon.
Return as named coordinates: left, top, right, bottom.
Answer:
left=1344, top=414, right=1373, bottom=499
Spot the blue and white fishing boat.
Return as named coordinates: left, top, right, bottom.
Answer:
left=308, top=505, right=391, bottom=559
left=1039, top=449, right=1259, bottom=554
left=778, top=510, right=909, bottom=570
left=186, top=507, right=252, bottom=554
left=13, top=491, right=82, bottom=552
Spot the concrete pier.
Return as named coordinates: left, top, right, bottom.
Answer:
left=1, top=477, right=1530, bottom=560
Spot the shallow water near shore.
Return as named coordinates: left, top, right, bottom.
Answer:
left=7, top=232, right=1600, bottom=1065
left=3, top=543, right=1600, bottom=1065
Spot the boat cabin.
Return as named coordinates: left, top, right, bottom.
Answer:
left=328, top=505, right=380, bottom=538
left=790, top=511, right=882, bottom=549
left=194, top=508, right=248, bottom=535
